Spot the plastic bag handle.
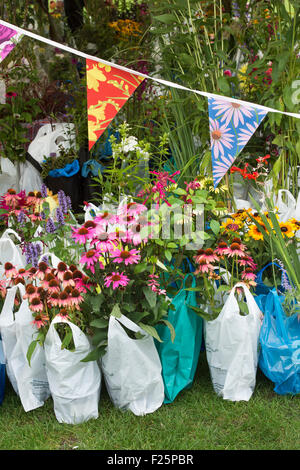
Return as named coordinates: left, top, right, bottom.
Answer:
left=47, top=316, right=90, bottom=350
left=113, top=314, right=145, bottom=335
left=182, top=273, right=196, bottom=290
left=277, top=189, right=296, bottom=208
left=229, top=282, right=261, bottom=317
left=0, top=284, right=25, bottom=321
left=1, top=229, right=22, bottom=242
left=256, top=262, right=287, bottom=286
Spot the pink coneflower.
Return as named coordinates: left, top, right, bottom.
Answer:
left=3, top=189, right=22, bottom=209
left=29, top=297, right=44, bottom=313
left=23, top=284, right=37, bottom=301
left=48, top=278, right=61, bottom=293
left=4, top=262, right=18, bottom=278
left=131, top=223, right=150, bottom=246
left=104, top=272, right=130, bottom=290
left=70, top=288, right=84, bottom=308
left=83, top=220, right=98, bottom=239
left=95, top=237, right=118, bottom=253
left=108, top=229, right=133, bottom=244
left=120, top=202, right=147, bottom=217
left=71, top=226, right=90, bottom=244
left=226, top=242, right=246, bottom=258
left=59, top=290, right=71, bottom=308
left=17, top=268, right=27, bottom=278
left=94, top=211, right=116, bottom=226
left=110, top=248, right=141, bottom=265
left=75, top=275, right=91, bottom=294
left=62, top=271, right=75, bottom=288
left=31, top=313, right=49, bottom=329
left=195, top=259, right=215, bottom=274
left=36, top=261, right=51, bottom=280
left=80, top=248, right=101, bottom=273
left=56, top=262, right=68, bottom=281
left=238, top=256, right=257, bottom=270
left=194, top=248, right=219, bottom=264
left=48, top=291, right=60, bottom=307
left=42, top=273, right=56, bottom=289
left=241, top=268, right=257, bottom=281
left=57, top=308, right=70, bottom=320
left=214, top=241, right=228, bottom=256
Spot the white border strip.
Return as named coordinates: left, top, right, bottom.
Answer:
left=1, top=18, right=300, bottom=119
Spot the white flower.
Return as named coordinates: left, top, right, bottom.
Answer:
left=121, top=136, right=138, bottom=153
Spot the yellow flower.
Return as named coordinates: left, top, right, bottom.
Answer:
left=248, top=224, right=264, bottom=241
left=279, top=221, right=295, bottom=238
left=289, top=218, right=300, bottom=232
left=221, top=218, right=243, bottom=232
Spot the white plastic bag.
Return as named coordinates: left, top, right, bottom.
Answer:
left=44, top=316, right=101, bottom=424
left=101, top=314, right=164, bottom=416
left=0, top=284, right=25, bottom=394
left=275, top=189, right=300, bottom=222
left=12, top=297, right=51, bottom=412
left=204, top=282, right=263, bottom=402
left=0, top=229, right=26, bottom=268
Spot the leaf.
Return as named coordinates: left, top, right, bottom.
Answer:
left=90, top=318, right=109, bottom=329
left=81, top=345, right=106, bottom=363
left=61, top=328, right=74, bottom=351
left=161, top=319, right=176, bottom=343
left=138, top=323, right=163, bottom=342
left=217, top=76, right=230, bottom=95
left=210, top=219, right=220, bottom=236
left=165, top=249, right=172, bottom=262
left=154, top=14, right=176, bottom=24
left=143, top=287, right=157, bottom=308
left=26, top=340, right=38, bottom=367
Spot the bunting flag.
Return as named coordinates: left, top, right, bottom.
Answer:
left=0, top=24, right=23, bottom=64
left=208, top=97, right=268, bottom=187
left=86, top=59, right=145, bottom=151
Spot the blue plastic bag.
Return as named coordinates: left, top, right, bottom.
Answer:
left=256, top=288, right=300, bottom=395
left=155, top=273, right=203, bottom=404
left=0, top=335, right=5, bottom=405
left=48, top=159, right=80, bottom=178
left=255, top=262, right=291, bottom=296
left=81, top=159, right=105, bottom=178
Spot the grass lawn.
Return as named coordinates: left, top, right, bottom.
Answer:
left=0, top=352, right=299, bottom=451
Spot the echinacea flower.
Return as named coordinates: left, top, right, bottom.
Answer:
left=62, top=271, right=75, bottom=288
left=80, top=249, right=101, bottom=273
left=23, top=284, right=37, bottom=301
left=48, top=279, right=61, bottom=293
left=36, top=262, right=51, bottom=280
left=120, top=202, right=147, bottom=217
left=56, top=262, right=68, bottom=281
left=42, top=273, right=56, bottom=289
left=70, top=288, right=84, bottom=308
left=57, top=308, right=70, bottom=320
left=48, top=291, right=60, bottom=307
left=214, top=241, right=228, bottom=256
left=241, top=268, right=257, bottom=281
left=29, top=297, right=44, bottom=313
left=226, top=242, right=246, bottom=258
left=194, top=248, right=219, bottom=264
left=71, top=226, right=90, bottom=244
left=104, top=272, right=130, bottom=290
left=195, top=259, right=215, bottom=274
left=59, top=290, right=72, bottom=308
left=4, top=262, right=18, bottom=278
left=110, top=248, right=141, bottom=265
left=31, top=313, right=49, bottom=329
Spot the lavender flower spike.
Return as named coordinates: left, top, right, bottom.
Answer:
left=41, top=184, right=48, bottom=198
left=46, top=217, right=56, bottom=234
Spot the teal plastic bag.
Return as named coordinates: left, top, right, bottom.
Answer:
left=156, top=273, right=203, bottom=404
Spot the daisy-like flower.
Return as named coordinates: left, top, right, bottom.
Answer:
left=70, top=288, right=84, bottom=308
left=48, top=291, right=60, bottom=307
left=195, top=259, right=215, bottom=274
left=94, top=211, right=116, bottom=227
left=110, top=248, right=141, bottom=266
left=248, top=224, right=264, bottom=241
left=104, top=272, right=130, bottom=290
left=59, top=290, right=72, bottom=308
left=62, top=271, right=75, bottom=289
left=31, top=313, right=49, bottom=329
left=17, top=268, right=27, bottom=279
left=238, top=255, right=257, bottom=270
left=279, top=221, right=295, bottom=238
left=212, top=99, right=254, bottom=127
left=108, top=229, right=133, bottom=244
left=80, top=249, right=101, bottom=273
left=56, top=262, right=68, bottom=281
left=3, top=189, right=22, bottom=209
left=57, top=308, right=70, bottom=320
left=36, top=262, right=51, bottom=280
left=226, top=242, right=246, bottom=258
left=209, top=118, right=234, bottom=160
left=71, top=226, right=90, bottom=244
left=194, top=248, right=219, bottom=264
left=120, top=202, right=147, bottom=217
left=29, top=296, right=44, bottom=313
left=83, top=220, right=98, bottom=239
left=23, top=284, right=37, bottom=301
left=238, top=121, right=259, bottom=147
left=241, top=268, right=257, bottom=281
left=4, top=262, right=18, bottom=278
left=290, top=218, right=300, bottom=232
left=214, top=241, right=228, bottom=256
left=221, top=218, right=243, bottom=232
left=48, top=278, right=61, bottom=294
left=42, top=273, right=56, bottom=289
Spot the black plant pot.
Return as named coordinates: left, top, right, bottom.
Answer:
left=45, top=171, right=83, bottom=214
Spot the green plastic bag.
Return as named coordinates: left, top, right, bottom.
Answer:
left=156, top=273, right=203, bottom=403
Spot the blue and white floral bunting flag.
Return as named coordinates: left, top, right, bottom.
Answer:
left=208, top=97, right=268, bottom=188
